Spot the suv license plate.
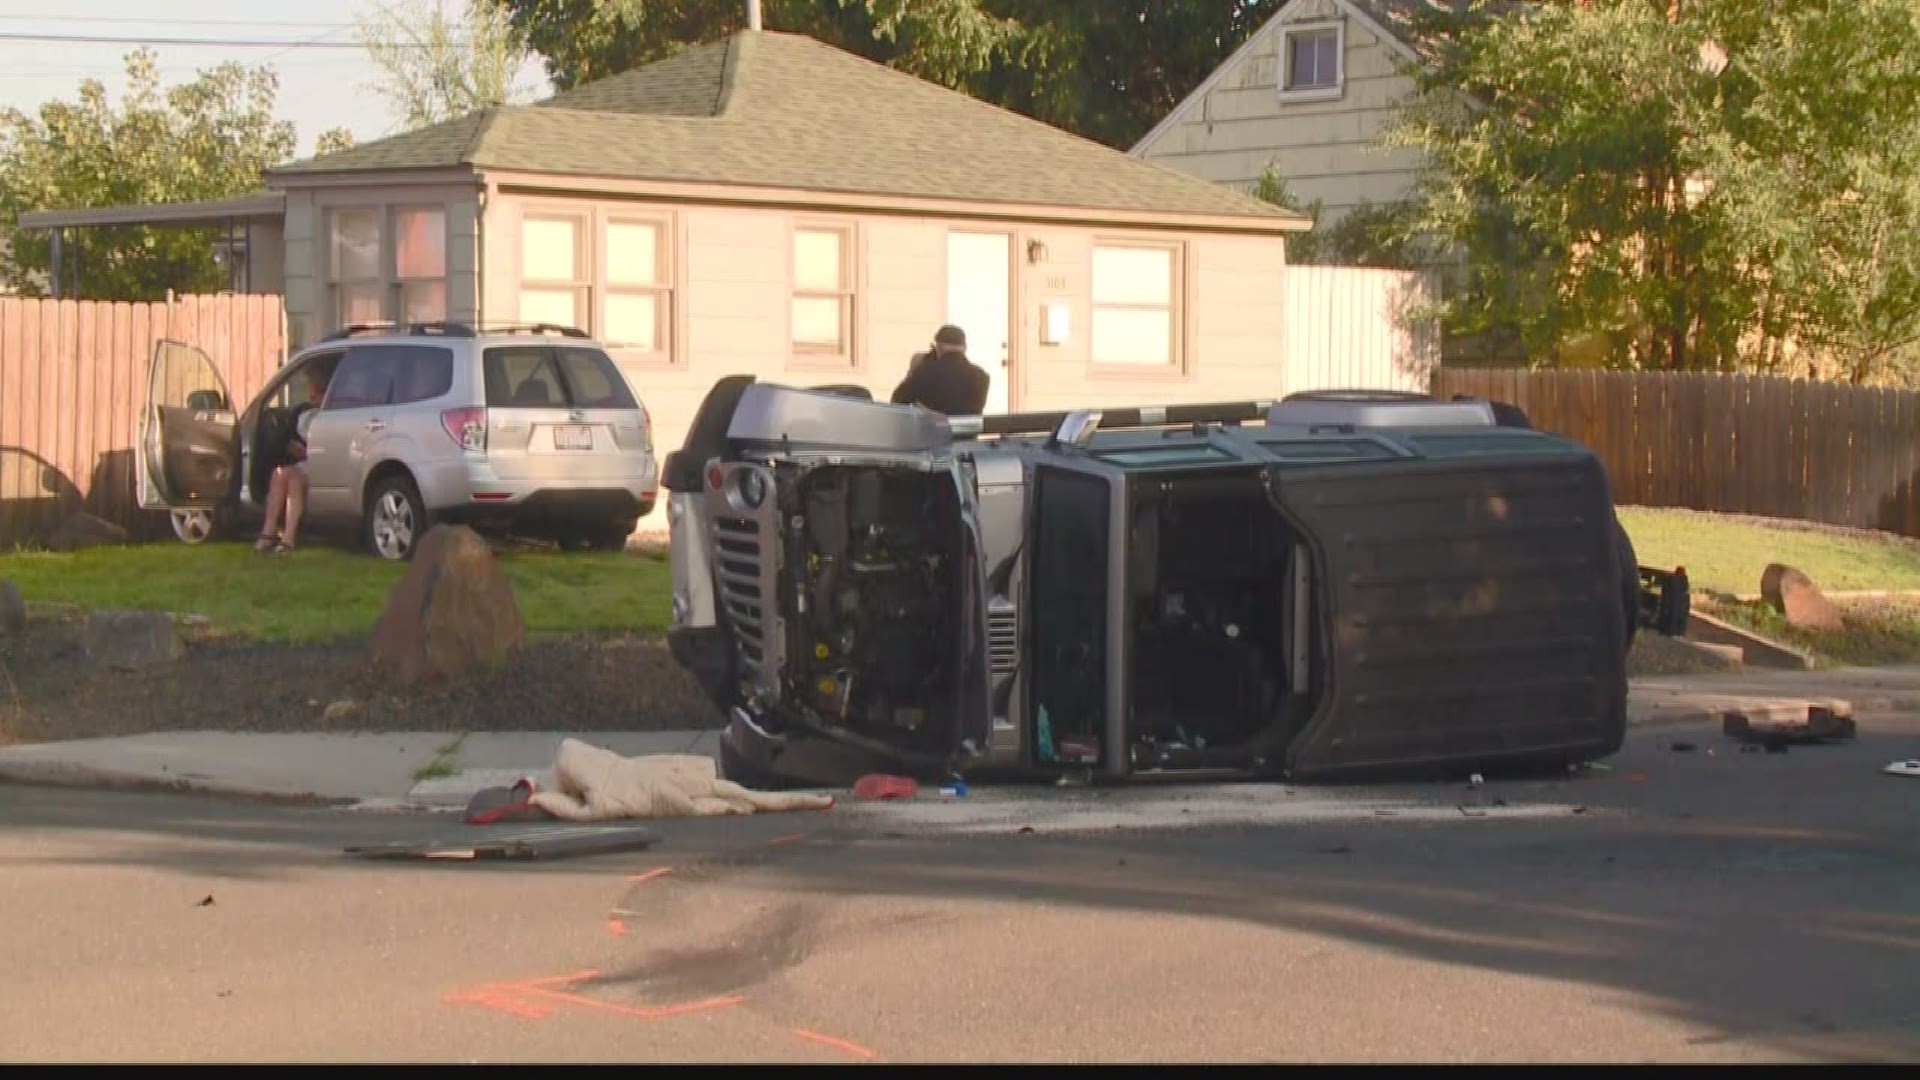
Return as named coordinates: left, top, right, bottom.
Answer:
left=554, top=424, right=593, bottom=450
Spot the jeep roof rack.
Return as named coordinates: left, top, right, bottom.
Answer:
left=978, top=399, right=1275, bottom=437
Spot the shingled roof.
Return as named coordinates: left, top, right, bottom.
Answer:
left=271, top=31, right=1297, bottom=224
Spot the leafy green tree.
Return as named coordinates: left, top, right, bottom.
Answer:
left=487, top=0, right=1285, bottom=148
left=0, top=50, right=297, bottom=299
left=1696, top=0, right=1920, bottom=383
left=315, top=127, right=358, bottom=157
left=357, top=0, right=540, bottom=133
left=1389, top=0, right=1920, bottom=380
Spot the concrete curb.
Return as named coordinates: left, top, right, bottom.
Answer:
left=0, top=760, right=354, bottom=808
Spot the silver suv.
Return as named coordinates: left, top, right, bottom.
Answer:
left=137, top=322, right=659, bottom=559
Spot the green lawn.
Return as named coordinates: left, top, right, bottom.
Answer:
left=0, top=541, right=673, bottom=643
left=1617, top=506, right=1920, bottom=596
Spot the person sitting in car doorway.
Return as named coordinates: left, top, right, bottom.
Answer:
left=254, top=371, right=330, bottom=554
left=891, top=324, right=990, bottom=415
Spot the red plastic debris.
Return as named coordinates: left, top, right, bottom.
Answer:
left=853, top=774, right=919, bottom=801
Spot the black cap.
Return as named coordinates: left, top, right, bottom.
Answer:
left=934, top=324, right=967, bottom=347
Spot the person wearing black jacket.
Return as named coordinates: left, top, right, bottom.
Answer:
left=890, top=324, right=990, bottom=415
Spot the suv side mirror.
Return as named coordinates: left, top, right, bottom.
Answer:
left=186, top=390, right=228, bottom=411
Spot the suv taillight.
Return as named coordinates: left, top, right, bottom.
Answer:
left=442, top=407, right=487, bottom=452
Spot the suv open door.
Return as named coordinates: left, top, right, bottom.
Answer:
left=137, top=340, right=237, bottom=512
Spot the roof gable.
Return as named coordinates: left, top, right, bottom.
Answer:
left=272, top=32, right=1298, bottom=225
left=1130, top=0, right=1524, bottom=158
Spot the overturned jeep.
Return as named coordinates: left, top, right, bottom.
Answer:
left=665, top=379, right=1689, bottom=789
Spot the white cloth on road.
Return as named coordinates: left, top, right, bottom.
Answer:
left=528, top=738, right=834, bottom=820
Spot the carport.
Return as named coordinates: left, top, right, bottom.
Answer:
left=15, top=191, right=287, bottom=298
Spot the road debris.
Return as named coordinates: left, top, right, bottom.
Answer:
left=195, top=895, right=215, bottom=907
left=1671, top=741, right=1697, bottom=752
left=1722, top=699, right=1856, bottom=747
left=853, top=774, right=919, bottom=801
left=1885, top=760, right=1920, bottom=778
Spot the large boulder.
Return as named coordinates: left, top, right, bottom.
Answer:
left=83, top=610, right=182, bottom=670
left=44, top=512, right=129, bottom=552
left=0, top=579, right=25, bottom=637
left=1760, top=563, right=1844, bottom=633
left=368, top=525, right=525, bottom=688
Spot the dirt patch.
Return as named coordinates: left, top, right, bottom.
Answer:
left=0, top=613, right=722, bottom=745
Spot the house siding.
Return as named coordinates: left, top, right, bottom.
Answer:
left=483, top=190, right=1295, bottom=531
left=1134, top=0, right=1427, bottom=223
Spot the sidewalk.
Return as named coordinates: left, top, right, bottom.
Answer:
left=2, top=668, right=1912, bottom=808
left=0, top=729, right=719, bottom=809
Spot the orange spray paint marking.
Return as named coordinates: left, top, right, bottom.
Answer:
left=766, top=833, right=809, bottom=846
left=519, top=985, right=746, bottom=1021
left=792, top=1027, right=880, bottom=1059
left=626, top=868, right=673, bottom=884
left=447, top=968, right=744, bottom=1025
left=606, top=919, right=628, bottom=936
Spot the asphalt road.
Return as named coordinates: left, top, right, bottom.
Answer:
left=3, top=713, right=1917, bottom=1063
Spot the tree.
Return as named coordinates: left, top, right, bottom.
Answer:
left=487, top=0, right=1285, bottom=149
left=1388, top=0, right=1920, bottom=381
left=1697, top=0, right=1920, bottom=383
left=358, top=0, right=539, bottom=132
left=315, top=127, right=358, bottom=156
left=0, top=50, right=297, bottom=299
left=1388, top=1, right=1751, bottom=371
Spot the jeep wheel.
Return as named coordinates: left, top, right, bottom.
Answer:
left=366, top=474, right=427, bottom=561
left=1614, top=518, right=1639, bottom=649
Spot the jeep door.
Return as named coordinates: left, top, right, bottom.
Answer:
left=136, top=340, right=237, bottom=511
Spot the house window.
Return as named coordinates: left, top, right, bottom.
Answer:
left=1280, top=22, right=1343, bottom=100
left=604, top=218, right=671, bottom=356
left=520, top=215, right=588, bottom=331
left=328, top=207, right=384, bottom=325
left=393, top=207, right=447, bottom=324
left=1091, top=243, right=1181, bottom=369
left=326, top=205, right=448, bottom=326
left=791, top=225, right=854, bottom=362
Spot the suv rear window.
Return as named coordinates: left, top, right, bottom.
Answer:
left=483, top=346, right=637, bottom=410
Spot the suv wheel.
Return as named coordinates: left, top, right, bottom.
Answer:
left=366, top=474, right=427, bottom=561
left=169, top=508, right=219, bottom=545
left=590, top=520, right=636, bottom=552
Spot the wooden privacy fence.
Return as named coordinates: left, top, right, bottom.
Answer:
left=1433, top=368, right=1920, bottom=538
left=0, top=293, right=285, bottom=542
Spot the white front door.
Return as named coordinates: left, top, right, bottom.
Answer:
left=946, top=231, right=1012, bottom=415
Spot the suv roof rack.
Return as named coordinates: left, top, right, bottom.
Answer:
left=978, top=399, right=1275, bottom=437
left=322, top=321, right=478, bottom=342
left=478, top=322, right=591, bottom=339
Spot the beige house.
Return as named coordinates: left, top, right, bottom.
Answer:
left=1131, top=0, right=1487, bottom=226
left=22, top=29, right=1313, bottom=530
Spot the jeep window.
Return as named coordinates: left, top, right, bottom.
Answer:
left=484, top=346, right=636, bottom=409
left=1256, top=438, right=1400, bottom=462
left=1094, top=446, right=1235, bottom=469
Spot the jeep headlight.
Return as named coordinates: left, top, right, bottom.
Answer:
left=735, top=468, right=768, bottom=509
